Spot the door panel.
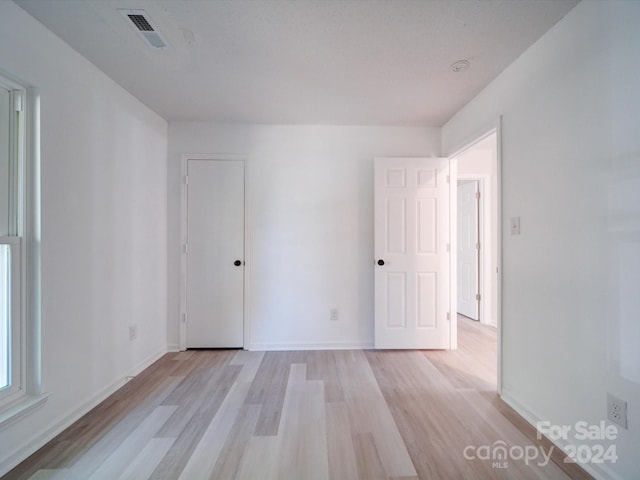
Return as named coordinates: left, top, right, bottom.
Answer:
left=386, top=198, right=407, bottom=253
left=417, top=198, right=436, bottom=253
left=386, top=272, right=407, bottom=328
left=374, top=157, right=450, bottom=349
left=186, top=159, right=244, bottom=348
left=457, top=180, right=479, bottom=320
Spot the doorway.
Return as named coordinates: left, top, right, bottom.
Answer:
left=454, top=133, right=498, bottom=328
left=452, top=130, right=500, bottom=389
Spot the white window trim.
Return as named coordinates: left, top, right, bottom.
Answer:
left=0, top=71, right=45, bottom=430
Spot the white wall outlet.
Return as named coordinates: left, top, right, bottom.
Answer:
left=129, top=325, right=138, bottom=341
left=607, top=393, right=627, bottom=429
left=330, top=308, right=339, bottom=321
left=510, top=216, right=521, bottom=235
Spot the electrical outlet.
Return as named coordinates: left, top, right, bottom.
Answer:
left=607, top=393, right=627, bottom=429
left=129, top=325, right=138, bottom=341
left=330, top=308, right=339, bottom=321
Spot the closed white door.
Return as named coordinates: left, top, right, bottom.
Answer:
left=457, top=180, right=480, bottom=320
left=374, top=157, right=451, bottom=349
left=186, top=159, right=244, bottom=348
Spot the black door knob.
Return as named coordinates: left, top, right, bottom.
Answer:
left=377, top=259, right=385, bottom=266
left=234, top=260, right=242, bottom=266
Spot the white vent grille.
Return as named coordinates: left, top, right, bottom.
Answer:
left=128, top=14, right=154, bottom=32
left=119, top=9, right=167, bottom=49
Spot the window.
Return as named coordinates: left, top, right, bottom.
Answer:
left=0, top=71, right=43, bottom=425
left=0, top=82, right=21, bottom=402
left=0, top=242, right=12, bottom=390
left=0, top=238, right=20, bottom=398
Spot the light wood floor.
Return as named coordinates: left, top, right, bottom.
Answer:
left=4, top=317, right=591, bottom=479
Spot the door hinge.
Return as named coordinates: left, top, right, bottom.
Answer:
left=476, top=242, right=480, bottom=250
left=182, top=313, right=187, bottom=323
left=475, top=191, right=481, bottom=200
left=183, top=243, right=188, bottom=253
left=446, top=312, right=451, bottom=321
left=183, top=175, right=189, bottom=185
left=446, top=175, right=450, bottom=184
left=446, top=243, right=450, bottom=253
left=476, top=293, right=481, bottom=301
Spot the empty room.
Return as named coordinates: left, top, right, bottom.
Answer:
left=0, top=0, right=638, bottom=479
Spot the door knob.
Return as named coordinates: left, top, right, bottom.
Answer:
left=234, top=260, right=242, bottom=266
left=377, top=259, right=385, bottom=266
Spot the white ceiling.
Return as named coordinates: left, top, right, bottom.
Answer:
left=15, top=0, right=579, bottom=126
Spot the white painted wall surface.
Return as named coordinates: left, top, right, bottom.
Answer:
left=443, top=2, right=640, bottom=478
left=168, top=124, right=440, bottom=350
left=0, top=2, right=168, bottom=474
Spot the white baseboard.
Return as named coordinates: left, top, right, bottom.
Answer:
left=245, top=341, right=374, bottom=351
left=0, top=347, right=168, bottom=477
left=500, top=389, right=622, bottom=480
left=128, top=348, right=168, bottom=377
left=167, top=343, right=181, bottom=352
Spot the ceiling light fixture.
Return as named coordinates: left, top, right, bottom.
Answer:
left=450, top=60, right=471, bottom=73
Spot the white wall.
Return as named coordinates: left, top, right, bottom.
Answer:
left=168, top=124, right=440, bottom=349
left=0, top=2, right=168, bottom=474
left=443, top=1, right=640, bottom=478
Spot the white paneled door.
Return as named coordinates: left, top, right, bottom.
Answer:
left=374, top=158, right=451, bottom=349
left=457, top=180, right=480, bottom=320
left=186, top=159, right=244, bottom=348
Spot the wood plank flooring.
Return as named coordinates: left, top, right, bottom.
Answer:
left=4, top=317, right=590, bottom=479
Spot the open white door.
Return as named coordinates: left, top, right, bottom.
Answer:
left=185, top=159, right=244, bottom=348
left=457, top=180, right=480, bottom=320
left=374, top=157, right=451, bottom=349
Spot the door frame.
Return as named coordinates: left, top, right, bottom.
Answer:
left=447, top=117, right=503, bottom=394
left=179, top=154, right=251, bottom=351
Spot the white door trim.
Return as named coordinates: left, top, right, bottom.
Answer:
left=179, top=154, right=251, bottom=351
left=446, top=117, right=503, bottom=394
left=449, top=158, right=458, bottom=350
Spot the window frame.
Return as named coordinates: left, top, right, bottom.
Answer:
left=0, top=70, right=44, bottom=429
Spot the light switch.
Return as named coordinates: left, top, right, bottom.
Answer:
left=510, top=217, right=521, bottom=235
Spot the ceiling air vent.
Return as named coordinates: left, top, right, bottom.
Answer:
left=119, top=9, right=167, bottom=49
